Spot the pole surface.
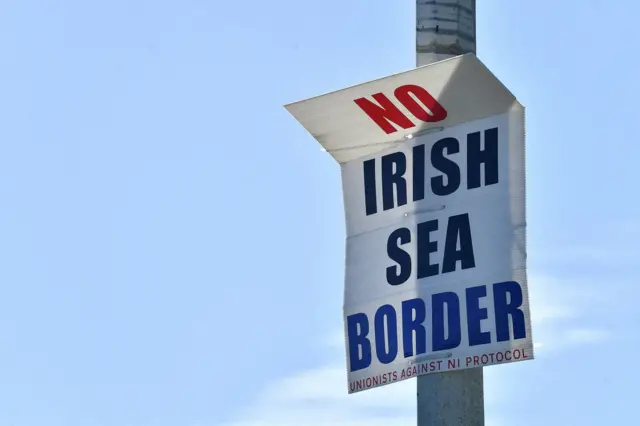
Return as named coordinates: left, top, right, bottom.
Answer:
left=415, top=1, right=484, bottom=425
left=416, top=0, right=477, bottom=67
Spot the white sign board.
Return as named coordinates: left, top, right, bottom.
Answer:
left=285, top=54, right=533, bottom=394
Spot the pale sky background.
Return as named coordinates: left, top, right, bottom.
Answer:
left=0, top=0, right=638, bottom=425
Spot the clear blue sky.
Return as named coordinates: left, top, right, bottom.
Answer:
left=0, top=1, right=637, bottom=425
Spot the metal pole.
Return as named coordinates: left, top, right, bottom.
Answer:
left=416, top=0, right=477, bottom=67
left=415, top=1, right=483, bottom=425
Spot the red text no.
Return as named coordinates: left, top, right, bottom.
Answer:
left=354, top=84, right=447, bottom=135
